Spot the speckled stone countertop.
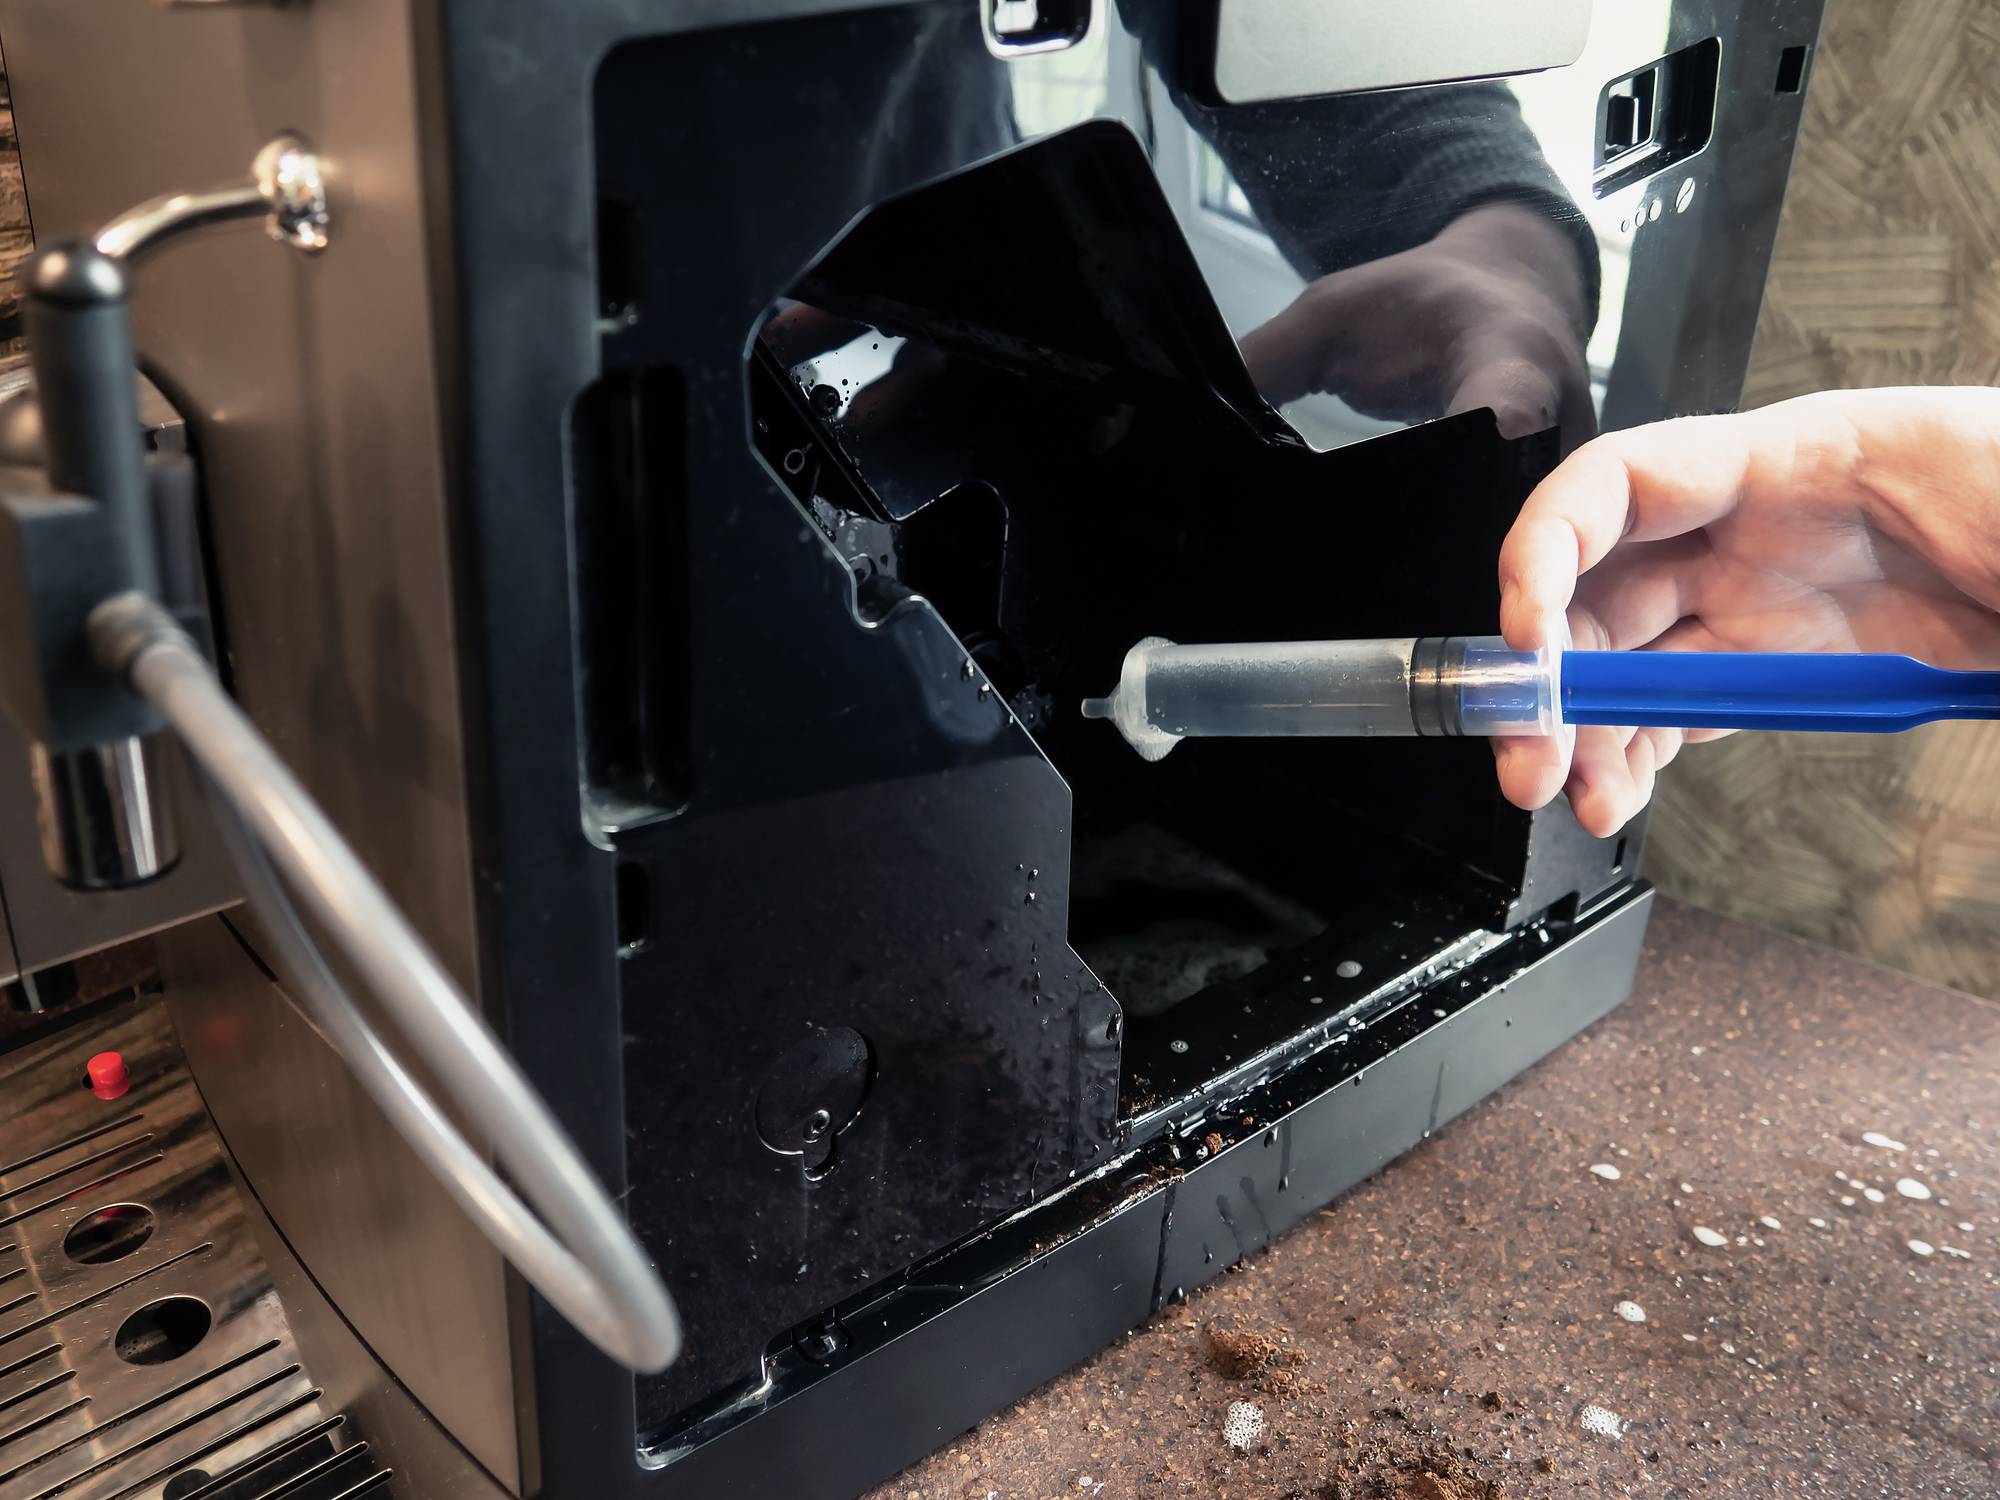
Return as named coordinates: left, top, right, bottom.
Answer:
left=865, top=897, right=1999, bottom=1499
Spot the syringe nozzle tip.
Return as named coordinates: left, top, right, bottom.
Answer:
left=1080, top=697, right=1111, bottom=720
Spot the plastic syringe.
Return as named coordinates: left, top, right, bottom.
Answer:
left=1080, top=635, right=2000, bottom=761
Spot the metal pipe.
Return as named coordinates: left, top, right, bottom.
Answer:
left=28, top=737, right=179, bottom=888
left=94, top=133, right=329, bottom=264
left=17, top=241, right=178, bottom=887
left=90, top=592, right=682, bottom=1373
left=95, top=185, right=266, bottom=265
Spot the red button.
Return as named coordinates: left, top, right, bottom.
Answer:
left=86, top=1051, right=129, bottom=1101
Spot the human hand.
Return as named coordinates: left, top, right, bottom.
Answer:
left=1494, top=386, right=2000, bottom=836
left=1238, top=201, right=1596, bottom=451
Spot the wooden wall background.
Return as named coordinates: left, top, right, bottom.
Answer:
left=0, top=42, right=27, bottom=363
left=0, top=8, right=1987, bottom=990
left=1646, top=0, right=2000, bottom=1000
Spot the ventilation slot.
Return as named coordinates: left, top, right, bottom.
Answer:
left=569, top=368, right=694, bottom=838
left=1775, top=44, right=1810, bottom=94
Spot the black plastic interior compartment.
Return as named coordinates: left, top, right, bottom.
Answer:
left=595, top=30, right=1635, bottom=1426
left=750, top=120, right=1605, bottom=1121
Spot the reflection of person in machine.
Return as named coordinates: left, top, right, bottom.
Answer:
left=777, top=4, right=1598, bottom=451
left=1136, top=30, right=1600, bottom=452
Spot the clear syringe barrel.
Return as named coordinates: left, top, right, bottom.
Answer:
left=1080, top=635, right=1561, bottom=760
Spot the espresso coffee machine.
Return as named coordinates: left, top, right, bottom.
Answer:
left=0, top=2, right=1820, bottom=1496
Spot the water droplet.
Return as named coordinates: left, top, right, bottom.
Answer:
left=1589, top=1163, right=1622, bottom=1182
left=1024, top=891, right=1037, bottom=904
left=1760, top=1215, right=1783, bottom=1230
left=1808, top=1217, right=1828, bottom=1228
left=1680, top=1182, right=1694, bottom=1194
left=1863, top=1187, right=1886, bottom=1204
left=1308, top=994, right=1325, bottom=1006
left=1615, top=1300, right=1646, bottom=1323
left=1895, top=1177, right=1932, bottom=1201
left=1169, top=1039, right=1189, bottom=1054
left=1839, top=1195, right=1856, bottom=1207
left=1335, top=960, right=1363, bottom=979
left=1907, top=1238, right=1935, bottom=1257
left=1692, top=1226, right=1727, bottom=1247
left=1681, top=1333, right=1698, bottom=1343
left=1862, top=1130, right=1907, bottom=1152
left=1957, top=1221, right=1975, bottom=1233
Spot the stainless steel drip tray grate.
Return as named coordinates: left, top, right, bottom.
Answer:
left=0, top=1002, right=392, bottom=1500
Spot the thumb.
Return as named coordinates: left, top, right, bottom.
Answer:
left=1446, top=352, right=1565, bottom=442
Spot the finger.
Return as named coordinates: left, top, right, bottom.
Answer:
left=1239, top=282, right=1367, bottom=409
left=1648, top=616, right=1730, bottom=653
left=1649, top=724, right=1688, bottom=773
left=1495, top=729, right=1569, bottom=813
left=1446, top=354, right=1564, bottom=443
left=1555, top=345, right=1599, bottom=457
left=1641, top=619, right=1737, bottom=749
left=761, top=304, right=874, bottom=368
left=838, top=341, right=948, bottom=431
left=1238, top=291, right=1330, bottom=408
left=1499, top=410, right=1793, bottom=651
left=1570, top=534, right=1711, bottom=650
left=1565, top=723, right=1657, bottom=838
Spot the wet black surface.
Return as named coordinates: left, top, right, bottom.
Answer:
left=868, top=898, right=2000, bottom=1498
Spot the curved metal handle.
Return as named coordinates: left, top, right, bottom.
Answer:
left=90, top=593, right=682, bottom=1373
left=96, top=133, right=330, bottom=264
